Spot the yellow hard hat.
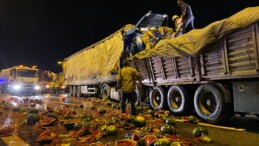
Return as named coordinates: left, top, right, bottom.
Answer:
left=150, top=27, right=156, bottom=31
left=172, top=15, right=179, bottom=21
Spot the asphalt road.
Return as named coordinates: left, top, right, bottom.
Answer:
left=1, top=93, right=259, bottom=146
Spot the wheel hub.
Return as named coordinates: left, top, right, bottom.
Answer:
left=206, top=99, right=211, bottom=106
left=175, top=96, right=180, bottom=102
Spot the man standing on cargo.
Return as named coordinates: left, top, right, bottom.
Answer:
left=117, top=60, right=143, bottom=115
left=177, top=0, right=194, bottom=34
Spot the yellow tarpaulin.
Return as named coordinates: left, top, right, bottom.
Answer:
left=63, top=25, right=134, bottom=81
left=134, top=6, right=259, bottom=59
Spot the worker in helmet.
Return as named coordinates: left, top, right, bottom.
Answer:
left=177, top=0, right=194, bottom=34
left=49, top=72, right=57, bottom=95
left=117, top=60, right=143, bottom=115
left=121, top=24, right=136, bottom=65
left=158, top=26, right=174, bottom=39
left=49, top=80, right=55, bottom=95
left=141, top=26, right=175, bottom=50
left=141, top=27, right=157, bottom=50
left=172, top=15, right=183, bottom=37
left=54, top=79, right=59, bottom=96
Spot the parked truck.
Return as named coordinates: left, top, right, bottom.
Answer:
left=63, top=7, right=259, bottom=123
left=38, top=71, right=68, bottom=94
left=0, top=65, right=40, bottom=95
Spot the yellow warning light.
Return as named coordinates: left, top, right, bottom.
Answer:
left=32, top=65, right=37, bottom=69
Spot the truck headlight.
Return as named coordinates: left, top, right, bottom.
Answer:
left=45, top=85, right=50, bottom=89
left=13, top=84, right=21, bottom=90
left=34, top=85, right=40, bottom=90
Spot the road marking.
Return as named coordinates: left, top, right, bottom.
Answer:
left=197, top=122, right=246, bottom=131
left=174, top=119, right=246, bottom=131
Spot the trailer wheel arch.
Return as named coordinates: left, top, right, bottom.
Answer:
left=215, top=83, right=234, bottom=119
left=215, top=83, right=232, bottom=103
left=149, top=86, right=166, bottom=110
left=194, top=84, right=227, bottom=124
left=101, top=84, right=111, bottom=100
left=167, top=85, right=190, bottom=115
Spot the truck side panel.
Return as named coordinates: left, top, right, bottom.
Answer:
left=233, top=81, right=259, bottom=114
left=132, top=56, right=196, bottom=86
left=130, top=59, right=152, bottom=85
left=200, top=42, right=224, bottom=78
left=201, top=22, right=259, bottom=80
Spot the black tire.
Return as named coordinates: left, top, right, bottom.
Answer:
left=135, top=85, right=144, bottom=106
left=69, top=86, right=73, bottom=96
left=167, top=85, right=190, bottom=115
left=149, top=86, right=166, bottom=110
left=72, top=86, right=76, bottom=97
left=194, top=84, right=227, bottom=124
left=101, top=84, right=110, bottom=100
left=76, top=86, right=81, bottom=97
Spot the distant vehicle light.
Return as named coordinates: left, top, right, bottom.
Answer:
left=13, top=84, right=21, bottom=90
left=0, top=78, right=7, bottom=85
left=32, top=65, right=37, bottom=69
left=34, top=85, right=40, bottom=90
left=45, top=85, right=50, bottom=88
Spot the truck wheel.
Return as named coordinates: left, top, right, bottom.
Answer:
left=69, top=86, right=73, bottom=96
left=76, top=86, right=81, bottom=97
left=194, top=84, right=227, bottom=124
left=135, top=85, right=144, bottom=106
left=149, top=86, right=166, bottom=110
left=167, top=85, right=190, bottom=115
left=101, top=84, right=110, bottom=100
left=72, top=86, right=76, bottom=97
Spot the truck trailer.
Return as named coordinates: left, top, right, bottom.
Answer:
left=62, top=11, right=168, bottom=102
left=0, top=65, right=40, bottom=95
left=63, top=7, right=259, bottom=123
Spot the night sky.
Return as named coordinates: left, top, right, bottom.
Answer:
left=0, top=0, right=258, bottom=72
